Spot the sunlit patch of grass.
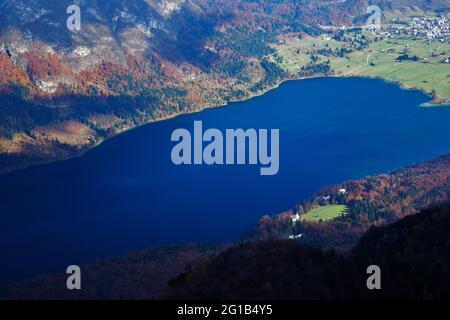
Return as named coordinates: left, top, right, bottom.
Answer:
left=302, top=205, right=347, bottom=222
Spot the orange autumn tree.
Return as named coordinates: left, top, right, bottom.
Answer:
left=0, top=54, right=33, bottom=92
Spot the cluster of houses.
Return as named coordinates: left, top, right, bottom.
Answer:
left=291, top=188, right=347, bottom=224
left=390, top=15, right=449, bottom=42
left=317, top=188, right=347, bottom=205
left=289, top=188, right=347, bottom=241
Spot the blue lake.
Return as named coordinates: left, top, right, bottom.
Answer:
left=1, top=77, right=450, bottom=284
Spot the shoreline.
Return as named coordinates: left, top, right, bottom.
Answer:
left=2, top=152, right=450, bottom=289
left=0, top=73, right=447, bottom=175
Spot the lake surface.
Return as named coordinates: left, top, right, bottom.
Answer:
left=1, top=77, right=450, bottom=285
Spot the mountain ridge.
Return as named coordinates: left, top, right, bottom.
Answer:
left=0, top=0, right=448, bottom=173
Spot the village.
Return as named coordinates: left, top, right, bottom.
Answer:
left=388, top=15, right=449, bottom=42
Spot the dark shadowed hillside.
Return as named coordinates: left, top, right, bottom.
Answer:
left=162, top=203, right=450, bottom=300
left=0, top=244, right=223, bottom=300
left=352, top=204, right=450, bottom=299
left=162, top=240, right=363, bottom=300
left=3, top=203, right=449, bottom=300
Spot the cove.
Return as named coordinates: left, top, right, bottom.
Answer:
left=1, top=77, right=450, bottom=285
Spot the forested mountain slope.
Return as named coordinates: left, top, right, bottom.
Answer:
left=0, top=0, right=447, bottom=173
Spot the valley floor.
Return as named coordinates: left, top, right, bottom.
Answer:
left=1, top=154, right=449, bottom=299
left=270, top=30, right=450, bottom=106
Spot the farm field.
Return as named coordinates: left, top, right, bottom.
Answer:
left=271, top=31, right=450, bottom=105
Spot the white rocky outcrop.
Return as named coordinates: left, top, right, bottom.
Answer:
left=73, top=46, right=91, bottom=57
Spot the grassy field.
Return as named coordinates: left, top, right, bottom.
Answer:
left=347, top=37, right=450, bottom=105
left=301, top=205, right=347, bottom=222
left=270, top=31, right=450, bottom=105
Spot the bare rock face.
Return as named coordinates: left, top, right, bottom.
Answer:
left=0, top=1, right=161, bottom=93
left=145, top=0, right=185, bottom=17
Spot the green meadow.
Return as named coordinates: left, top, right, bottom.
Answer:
left=302, top=205, right=347, bottom=222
